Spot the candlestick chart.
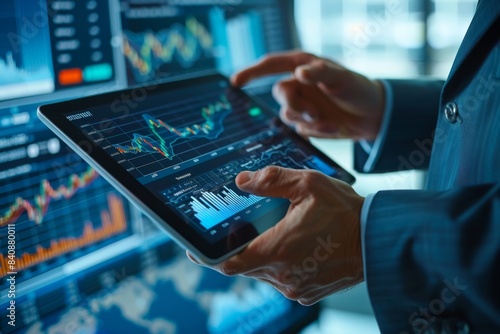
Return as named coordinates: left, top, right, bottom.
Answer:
left=114, top=94, right=232, bottom=161
left=123, top=16, right=215, bottom=83
left=0, top=166, right=99, bottom=226
left=0, top=162, right=132, bottom=281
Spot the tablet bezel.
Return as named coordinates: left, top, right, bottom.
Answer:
left=37, top=73, right=355, bottom=264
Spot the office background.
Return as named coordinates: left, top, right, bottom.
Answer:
left=0, top=0, right=476, bottom=333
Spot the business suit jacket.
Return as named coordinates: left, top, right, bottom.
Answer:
left=354, top=1, right=500, bottom=333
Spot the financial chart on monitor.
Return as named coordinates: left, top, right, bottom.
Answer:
left=0, top=1, right=54, bottom=101
left=0, top=0, right=130, bottom=286
left=0, top=0, right=318, bottom=333
left=0, top=1, right=137, bottom=331
left=120, top=0, right=294, bottom=85
left=0, top=0, right=117, bottom=102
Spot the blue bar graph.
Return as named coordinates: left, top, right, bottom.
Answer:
left=0, top=0, right=54, bottom=100
left=190, top=186, right=263, bottom=230
left=209, top=7, right=231, bottom=74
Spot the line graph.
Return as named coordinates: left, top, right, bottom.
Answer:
left=0, top=150, right=133, bottom=284
left=0, top=194, right=127, bottom=278
left=0, top=166, right=99, bottom=226
left=115, top=95, right=232, bottom=159
left=123, top=17, right=214, bottom=83
left=240, top=145, right=309, bottom=171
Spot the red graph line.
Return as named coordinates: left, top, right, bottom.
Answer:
left=123, top=17, right=213, bottom=76
left=0, top=194, right=127, bottom=278
left=0, top=167, right=99, bottom=226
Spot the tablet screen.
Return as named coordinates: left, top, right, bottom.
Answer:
left=62, top=77, right=353, bottom=245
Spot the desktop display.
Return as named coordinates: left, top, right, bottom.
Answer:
left=119, top=0, right=295, bottom=84
left=0, top=0, right=318, bottom=333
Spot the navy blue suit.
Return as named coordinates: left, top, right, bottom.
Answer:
left=354, top=1, right=500, bottom=333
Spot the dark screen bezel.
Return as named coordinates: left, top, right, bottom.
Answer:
left=38, top=73, right=355, bottom=261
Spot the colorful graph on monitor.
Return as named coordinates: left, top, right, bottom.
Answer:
left=123, top=16, right=216, bottom=83
left=0, top=194, right=128, bottom=278
left=115, top=95, right=231, bottom=159
left=0, top=161, right=132, bottom=281
left=0, top=166, right=99, bottom=226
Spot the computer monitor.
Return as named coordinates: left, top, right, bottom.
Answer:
left=0, top=0, right=318, bottom=333
left=117, top=0, right=298, bottom=108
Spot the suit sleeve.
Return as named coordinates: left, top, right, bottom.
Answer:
left=354, top=79, right=444, bottom=173
left=365, top=183, right=500, bottom=333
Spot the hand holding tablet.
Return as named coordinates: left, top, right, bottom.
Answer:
left=38, top=73, right=355, bottom=264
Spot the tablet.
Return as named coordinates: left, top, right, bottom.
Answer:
left=37, top=73, right=355, bottom=264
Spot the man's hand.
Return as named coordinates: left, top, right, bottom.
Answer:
left=187, top=166, right=365, bottom=306
left=232, top=51, right=386, bottom=141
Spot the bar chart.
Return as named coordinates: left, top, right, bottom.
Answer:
left=189, top=186, right=262, bottom=230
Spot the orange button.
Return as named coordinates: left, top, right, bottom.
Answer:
left=58, top=68, right=83, bottom=85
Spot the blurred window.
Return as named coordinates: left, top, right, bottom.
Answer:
left=296, top=0, right=477, bottom=79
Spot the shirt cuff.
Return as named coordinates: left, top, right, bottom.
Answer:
left=360, top=193, right=376, bottom=280
left=358, top=80, right=394, bottom=172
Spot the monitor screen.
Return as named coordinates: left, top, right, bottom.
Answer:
left=0, top=0, right=318, bottom=333
left=119, top=0, right=296, bottom=85
left=0, top=0, right=118, bottom=102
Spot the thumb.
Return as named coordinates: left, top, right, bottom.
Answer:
left=235, top=166, right=304, bottom=200
left=295, top=59, right=347, bottom=88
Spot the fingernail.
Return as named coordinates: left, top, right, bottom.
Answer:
left=302, top=113, right=315, bottom=123
left=297, top=64, right=313, bottom=73
left=296, top=64, right=314, bottom=79
left=230, top=76, right=239, bottom=86
left=222, top=266, right=237, bottom=276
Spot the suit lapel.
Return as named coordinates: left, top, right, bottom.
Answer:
left=443, top=0, right=500, bottom=96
